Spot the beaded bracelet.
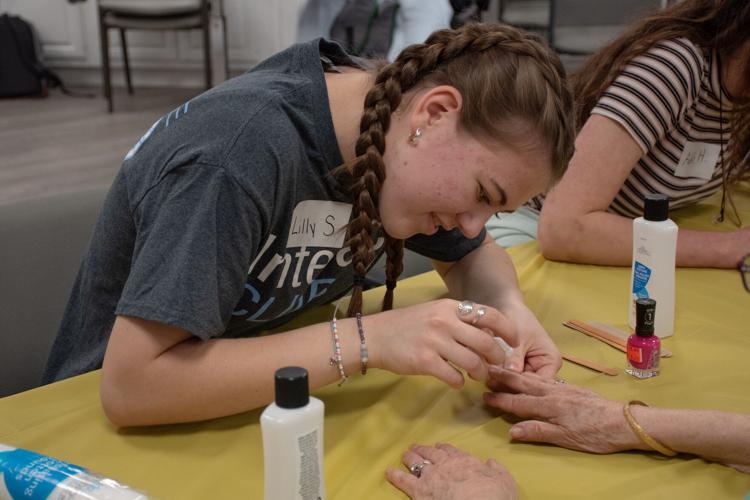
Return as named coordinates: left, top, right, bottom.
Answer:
left=329, top=306, right=347, bottom=386
left=623, top=400, right=677, bottom=456
left=355, top=313, right=368, bottom=375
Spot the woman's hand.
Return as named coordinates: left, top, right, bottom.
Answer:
left=430, top=236, right=561, bottom=380
left=386, top=443, right=517, bottom=500
left=497, top=300, right=561, bottom=379
left=484, top=367, right=641, bottom=454
left=366, top=299, right=515, bottom=389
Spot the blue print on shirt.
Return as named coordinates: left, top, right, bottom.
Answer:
left=233, top=278, right=336, bottom=322
left=124, top=100, right=191, bottom=160
left=231, top=234, right=383, bottom=326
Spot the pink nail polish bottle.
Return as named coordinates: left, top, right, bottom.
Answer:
left=625, top=298, right=660, bottom=379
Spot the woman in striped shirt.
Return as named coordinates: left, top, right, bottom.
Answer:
left=487, top=0, right=749, bottom=268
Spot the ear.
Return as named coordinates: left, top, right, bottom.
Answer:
left=410, top=85, right=462, bottom=131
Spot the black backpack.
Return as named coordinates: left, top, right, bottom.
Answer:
left=0, top=13, right=66, bottom=98
left=450, top=0, right=490, bottom=28
left=329, top=0, right=400, bottom=58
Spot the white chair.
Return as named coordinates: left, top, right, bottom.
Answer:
left=97, top=0, right=226, bottom=112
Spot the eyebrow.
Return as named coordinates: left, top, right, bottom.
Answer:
left=491, top=179, right=508, bottom=207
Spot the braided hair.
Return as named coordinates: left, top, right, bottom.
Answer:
left=340, top=23, right=576, bottom=317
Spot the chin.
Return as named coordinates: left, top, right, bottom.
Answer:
left=388, top=228, right=415, bottom=239
left=380, top=222, right=415, bottom=240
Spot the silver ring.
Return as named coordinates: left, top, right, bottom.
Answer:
left=457, top=300, right=475, bottom=317
left=408, top=459, right=432, bottom=478
left=554, top=378, right=566, bottom=384
left=471, top=306, right=487, bottom=325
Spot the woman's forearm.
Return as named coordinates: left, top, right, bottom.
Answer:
left=100, top=316, right=364, bottom=426
left=101, top=299, right=512, bottom=427
left=538, top=209, right=742, bottom=268
left=538, top=210, right=634, bottom=265
left=630, top=406, right=750, bottom=471
left=434, top=237, right=524, bottom=310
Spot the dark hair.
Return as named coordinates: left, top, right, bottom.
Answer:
left=340, top=22, right=575, bottom=317
left=572, top=0, right=750, bottom=186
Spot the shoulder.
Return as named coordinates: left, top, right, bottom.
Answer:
left=631, top=38, right=706, bottom=96
left=602, top=38, right=706, bottom=113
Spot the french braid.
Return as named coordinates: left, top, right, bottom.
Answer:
left=343, top=23, right=575, bottom=317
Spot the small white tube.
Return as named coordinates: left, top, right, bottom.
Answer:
left=494, top=336, right=514, bottom=357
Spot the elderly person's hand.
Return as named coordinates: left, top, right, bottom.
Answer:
left=484, top=367, right=642, bottom=454
left=386, top=443, right=517, bottom=500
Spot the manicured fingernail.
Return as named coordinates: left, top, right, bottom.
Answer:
left=488, top=365, right=503, bottom=374
left=509, top=426, right=524, bottom=439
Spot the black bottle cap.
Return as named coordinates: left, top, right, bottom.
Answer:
left=274, top=366, right=310, bottom=409
left=635, top=298, right=656, bottom=336
left=643, top=194, right=669, bottom=221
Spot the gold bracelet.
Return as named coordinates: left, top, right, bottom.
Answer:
left=623, top=400, right=677, bottom=457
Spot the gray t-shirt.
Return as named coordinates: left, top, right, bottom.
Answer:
left=42, top=39, right=485, bottom=384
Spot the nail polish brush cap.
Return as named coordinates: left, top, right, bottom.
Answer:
left=635, top=298, right=657, bottom=337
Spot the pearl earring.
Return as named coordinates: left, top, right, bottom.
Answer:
left=408, top=127, right=422, bottom=145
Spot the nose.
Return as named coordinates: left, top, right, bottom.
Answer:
left=455, top=211, right=489, bottom=239
left=436, top=214, right=457, bottom=231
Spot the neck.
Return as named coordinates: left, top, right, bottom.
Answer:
left=720, top=42, right=750, bottom=100
left=325, top=69, right=374, bottom=166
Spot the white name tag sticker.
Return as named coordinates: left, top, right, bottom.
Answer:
left=286, top=200, right=352, bottom=249
left=675, top=141, right=721, bottom=180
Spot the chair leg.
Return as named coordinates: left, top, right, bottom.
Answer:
left=120, top=28, right=133, bottom=95
left=221, top=11, right=229, bottom=79
left=202, top=14, right=212, bottom=89
left=98, top=15, right=113, bottom=112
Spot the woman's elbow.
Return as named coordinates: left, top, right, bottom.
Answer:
left=100, top=367, right=146, bottom=427
left=537, top=211, right=580, bottom=262
left=101, top=383, right=132, bottom=427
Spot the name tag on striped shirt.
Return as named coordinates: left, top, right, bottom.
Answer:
left=675, top=142, right=721, bottom=180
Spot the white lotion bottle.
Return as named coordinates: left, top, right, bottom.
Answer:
left=628, top=194, right=678, bottom=337
left=0, top=444, right=149, bottom=499
left=261, top=366, right=325, bottom=500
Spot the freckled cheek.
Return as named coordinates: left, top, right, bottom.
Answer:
left=432, top=167, right=460, bottom=192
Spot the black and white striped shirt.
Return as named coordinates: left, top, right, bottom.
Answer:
left=532, top=38, right=733, bottom=218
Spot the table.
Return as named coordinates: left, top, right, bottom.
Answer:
left=1, top=187, right=749, bottom=499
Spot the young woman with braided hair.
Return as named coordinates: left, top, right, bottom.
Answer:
left=42, top=23, right=574, bottom=426
left=487, top=0, right=750, bottom=267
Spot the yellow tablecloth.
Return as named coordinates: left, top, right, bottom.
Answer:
left=1, top=187, right=749, bottom=499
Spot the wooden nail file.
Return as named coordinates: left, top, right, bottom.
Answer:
left=563, top=320, right=627, bottom=352
left=561, top=352, right=619, bottom=376
left=563, top=320, right=672, bottom=357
